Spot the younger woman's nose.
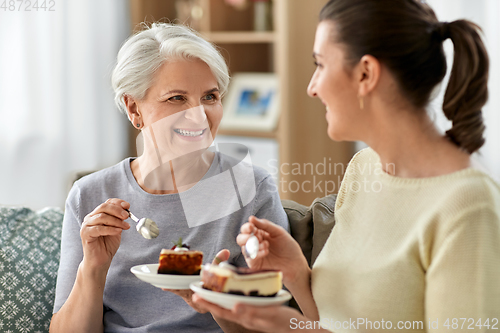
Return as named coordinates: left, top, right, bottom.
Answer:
left=184, top=105, right=207, bottom=123
left=307, top=77, right=317, bottom=98
left=307, top=70, right=317, bottom=97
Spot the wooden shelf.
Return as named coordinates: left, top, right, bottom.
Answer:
left=218, top=129, right=277, bottom=139
left=201, top=31, right=275, bottom=44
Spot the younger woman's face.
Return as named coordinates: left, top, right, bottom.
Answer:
left=307, top=21, right=363, bottom=142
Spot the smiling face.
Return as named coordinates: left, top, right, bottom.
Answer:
left=307, top=21, right=363, bottom=141
left=130, top=58, right=222, bottom=159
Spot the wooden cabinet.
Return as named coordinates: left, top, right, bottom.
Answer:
left=129, top=0, right=354, bottom=205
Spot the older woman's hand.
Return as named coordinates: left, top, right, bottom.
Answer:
left=237, top=216, right=308, bottom=287
left=80, top=198, right=131, bottom=272
left=164, top=249, right=231, bottom=314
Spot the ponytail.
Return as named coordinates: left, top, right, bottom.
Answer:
left=442, top=20, right=489, bottom=154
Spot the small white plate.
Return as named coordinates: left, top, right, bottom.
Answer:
left=190, top=281, right=292, bottom=309
left=130, top=264, right=201, bottom=289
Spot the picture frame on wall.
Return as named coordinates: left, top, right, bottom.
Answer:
left=220, top=73, right=279, bottom=132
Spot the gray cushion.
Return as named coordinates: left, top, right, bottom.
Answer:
left=0, top=206, right=63, bottom=333
left=282, top=194, right=337, bottom=266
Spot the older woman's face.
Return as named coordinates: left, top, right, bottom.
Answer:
left=136, top=58, right=222, bottom=157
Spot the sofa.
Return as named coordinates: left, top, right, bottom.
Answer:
left=0, top=195, right=336, bottom=332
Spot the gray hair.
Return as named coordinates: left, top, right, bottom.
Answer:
left=111, top=23, right=230, bottom=114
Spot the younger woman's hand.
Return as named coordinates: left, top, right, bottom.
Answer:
left=80, top=198, right=131, bottom=272
left=193, top=294, right=312, bottom=333
left=237, top=216, right=308, bottom=286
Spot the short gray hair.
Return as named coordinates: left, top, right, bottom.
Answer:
left=112, top=23, right=230, bottom=114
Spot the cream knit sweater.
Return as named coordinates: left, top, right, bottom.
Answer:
left=311, top=148, right=500, bottom=332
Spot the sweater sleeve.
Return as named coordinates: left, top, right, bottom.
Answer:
left=425, top=204, right=500, bottom=332
left=53, top=183, right=85, bottom=313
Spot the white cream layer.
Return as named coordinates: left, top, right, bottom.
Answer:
left=207, top=265, right=282, bottom=296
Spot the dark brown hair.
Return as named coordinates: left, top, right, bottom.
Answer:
left=320, top=0, right=489, bottom=154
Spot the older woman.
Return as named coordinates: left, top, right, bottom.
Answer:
left=49, top=23, right=288, bottom=332
left=193, top=0, right=500, bottom=332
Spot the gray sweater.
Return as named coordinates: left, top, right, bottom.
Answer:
left=54, top=153, right=288, bottom=332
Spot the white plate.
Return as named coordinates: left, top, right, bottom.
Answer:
left=190, top=281, right=292, bottom=309
left=130, top=264, right=201, bottom=289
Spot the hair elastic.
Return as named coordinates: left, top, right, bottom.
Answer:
left=438, top=22, right=451, bottom=41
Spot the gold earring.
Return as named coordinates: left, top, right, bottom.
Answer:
left=359, top=96, right=364, bottom=110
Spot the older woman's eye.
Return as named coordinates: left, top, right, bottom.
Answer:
left=203, top=94, right=218, bottom=102
left=168, top=95, right=185, bottom=102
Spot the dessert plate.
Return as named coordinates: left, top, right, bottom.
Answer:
left=190, top=281, right=292, bottom=309
left=131, top=264, right=201, bottom=289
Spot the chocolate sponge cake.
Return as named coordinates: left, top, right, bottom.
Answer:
left=158, top=239, right=203, bottom=275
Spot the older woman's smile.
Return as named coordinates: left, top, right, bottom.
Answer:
left=174, top=128, right=206, bottom=136
left=174, top=128, right=208, bottom=141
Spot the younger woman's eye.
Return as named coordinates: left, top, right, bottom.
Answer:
left=314, top=61, right=323, bottom=68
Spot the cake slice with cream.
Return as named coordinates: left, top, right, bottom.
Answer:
left=201, top=263, right=282, bottom=297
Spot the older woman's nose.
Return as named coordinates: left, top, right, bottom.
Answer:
left=184, top=105, right=207, bottom=123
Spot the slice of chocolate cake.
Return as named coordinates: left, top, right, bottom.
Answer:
left=158, top=238, right=203, bottom=275
left=201, top=263, right=282, bottom=297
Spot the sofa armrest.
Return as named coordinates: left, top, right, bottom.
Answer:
left=282, top=199, right=314, bottom=266
left=282, top=194, right=337, bottom=267
left=309, top=195, right=336, bottom=265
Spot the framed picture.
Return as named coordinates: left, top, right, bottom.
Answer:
left=220, top=73, right=279, bottom=132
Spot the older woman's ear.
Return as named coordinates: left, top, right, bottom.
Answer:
left=123, top=94, right=142, bottom=129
